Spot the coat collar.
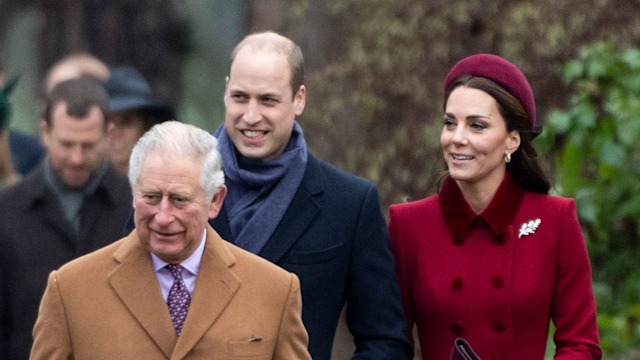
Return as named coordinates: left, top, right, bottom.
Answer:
left=109, top=224, right=241, bottom=359
left=258, top=154, right=322, bottom=262
left=21, top=161, right=130, bottom=210
left=11, top=163, right=130, bottom=245
left=440, top=172, right=525, bottom=245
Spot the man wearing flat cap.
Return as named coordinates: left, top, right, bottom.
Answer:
left=105, top=66, right=175, bottom=174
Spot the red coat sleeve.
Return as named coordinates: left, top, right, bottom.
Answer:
left=551, top=199, right=602, bottom=359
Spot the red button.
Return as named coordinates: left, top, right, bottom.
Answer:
left=494, top=320, right=506, bottom=332
left=452, top=278, right=464, bottom=290
left=452, top=321, right=464, bottom=335
left=492, top=276, right=504, bottom=288
left=454, top=236, right=463, bottom=246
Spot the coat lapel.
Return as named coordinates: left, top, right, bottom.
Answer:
left=171, top=225, right=241, bottom=359
left=108, top=233, right=177, bottom=359
left=258, top=155, right=323, bottom=263
left=24, top=168, right=77, bottom=247
left=211, top=155, right=325, bottom=264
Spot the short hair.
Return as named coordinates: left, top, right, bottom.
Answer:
left=44, top=53, right=109, bottom=94
left=44, top=75, right=109, bottom=128
left=128, top=121, right=225, bottom=200
left=229, top=31, right=304, bottom=98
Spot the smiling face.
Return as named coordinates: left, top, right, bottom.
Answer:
left=441, top=86, right=520, bottom=192
left=224, top=47, right=306, bottom=162
left=133, top=151, right=225, bottom=263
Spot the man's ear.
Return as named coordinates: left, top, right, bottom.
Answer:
left=39, top=119, right=51, bottom=148
left=223, top=76, right=230, bottom=103
left=294, top=85, right=306, bottom=116
left=105, top=119, right=115, bottom=135
left=208, top=184, right=227, bottom=219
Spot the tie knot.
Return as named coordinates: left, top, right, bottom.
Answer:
left=166, top=264, right=183, bottom=280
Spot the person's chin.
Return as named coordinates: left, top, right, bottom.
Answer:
left=238, top=146, right=269, bottom=161
left=448, top=170, right=472, bottom=182
left=62, top=176, right=90, bottom=189
left=151, top=243, right=182, bottom=259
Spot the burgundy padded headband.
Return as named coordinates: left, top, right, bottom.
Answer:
left=444, top=54, right=536, bottom=129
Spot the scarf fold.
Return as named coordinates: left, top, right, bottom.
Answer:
left=214, top=122, right=308, bottom=254
left=44, top=157, right=110, bottom=235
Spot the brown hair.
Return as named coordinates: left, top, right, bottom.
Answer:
left=44, top=75, right=109, bottom=128
left=440, top=75, right=551, bottom=194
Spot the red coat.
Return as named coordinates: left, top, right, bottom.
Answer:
left=389, top=174, right=601, bottom=359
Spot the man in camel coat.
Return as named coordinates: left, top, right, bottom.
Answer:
left=30, top=121, right=311, bottom=360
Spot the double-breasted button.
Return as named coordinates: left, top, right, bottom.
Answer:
left=494, top=320, right=506, bottom=332
left=452, top=321, right=464, bottom=335
left=454, top=236, right=464, bottom=246
left=492, top=276, right=504, bottom=288
left=452, top=277, right=464, bottom=291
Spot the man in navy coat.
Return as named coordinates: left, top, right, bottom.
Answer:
left=209, top=31, right=412, bottom=360
left=0, top=76, right=132, bottom=360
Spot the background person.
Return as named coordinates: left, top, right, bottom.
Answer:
left=389, top=54, right=602, bottom=359
left=0, top=70, right=21, bottom=187
left=209, top=31, right=411, bottom=360
left=30, top=121, right=311, bottom=360
left=1, top=62, right=44, bottom=179
left=5, top=52, right=109, bottom=180
left=104, top=66, right=175, bottom=174
left=43, top=52, right=110, bottom=95
left=0, top=76, right=132, bottom=360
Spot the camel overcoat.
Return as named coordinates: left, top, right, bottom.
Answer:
left=30, top=225, right=311, bottom=360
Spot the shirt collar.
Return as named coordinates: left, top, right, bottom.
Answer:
left=151, top=229, right=207, bottom=276
left=440, top=172, right=525, bottom=245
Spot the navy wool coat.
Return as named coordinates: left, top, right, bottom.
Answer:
left=0, top=163, right=133, bottom=360
left=210, top=154, right=411, bottom=360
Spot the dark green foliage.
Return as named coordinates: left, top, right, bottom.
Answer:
left=0, top=75, right=19, bottom=129
left=536, top=41, right=640, bottom=357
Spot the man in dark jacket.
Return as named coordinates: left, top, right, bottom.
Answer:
left=0, top=76, right=132, bottom=360
left=210, top=31, right=412, bottom=360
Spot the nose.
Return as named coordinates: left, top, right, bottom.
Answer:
left=451, top=126, right=468, bottom=145
left=154, top=198, right=176, bottom=225
left=243, top=100, right=262, bottom=125
left=68, top=145, right=85, bottom=166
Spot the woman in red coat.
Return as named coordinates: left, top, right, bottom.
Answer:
left=389, top=54, right=602, bottom=359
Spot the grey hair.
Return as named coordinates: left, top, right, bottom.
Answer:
left=128, top=121, right=225, bottom=200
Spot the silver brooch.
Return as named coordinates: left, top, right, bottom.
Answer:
left=518, top=218, right=541, bottom=238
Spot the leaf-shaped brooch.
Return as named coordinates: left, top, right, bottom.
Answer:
left=518, top=218, right=541, bottom=239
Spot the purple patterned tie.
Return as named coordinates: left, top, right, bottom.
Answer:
left=166, top=264, right=191, bottom=336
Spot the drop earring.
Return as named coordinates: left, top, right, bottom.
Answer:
left=504, top=153, right=511, bottom=163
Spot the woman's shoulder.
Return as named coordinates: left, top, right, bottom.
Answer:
left=389, top=194, right=440, bottom=216
left=519, top=192, right=578, bottom=222
left=523, top=191, right=576, bottom=207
